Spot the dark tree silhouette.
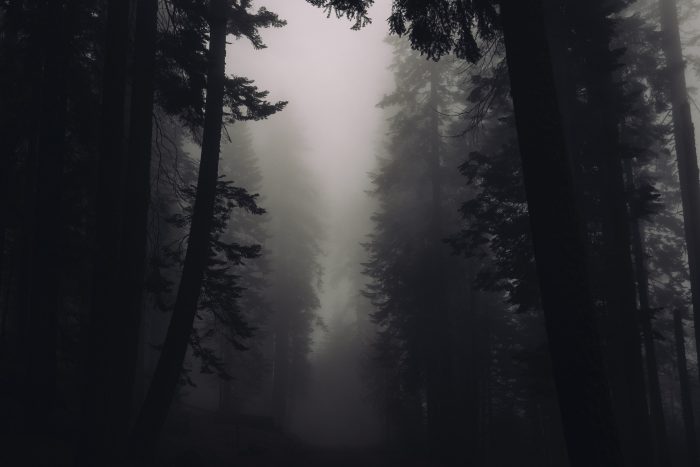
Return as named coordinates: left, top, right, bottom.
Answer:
left=129, top=0, right=284, bottom=458
left=387, top=1, right=623, bottom=465
left=659, top=0, right=700, bottom=385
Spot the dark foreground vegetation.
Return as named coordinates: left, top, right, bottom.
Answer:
left=5, top=0, right=700, bottom=466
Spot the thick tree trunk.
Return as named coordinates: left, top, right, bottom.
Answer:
left=499, top=1, right=622, bottom=465
left=0, top=2, right=22, bottom=291
left=625, top=160, right=672, bottom=467
left=80, top=0, right=134, bottom=464
left=114, top=0, right=158, bottom=434
left=673, top=309, right=699, bottom=467
left=659, top=0, right=700, bottom=382
left=582, top=11, right=653, bottom=464
left=129, top=0, right=229, bottom=457
left=22, top=0, right=71, bottom=432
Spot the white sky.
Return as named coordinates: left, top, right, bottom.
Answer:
left=230, top=0, right=393, bottom=209
left=229, top=0, right=394, bottom=341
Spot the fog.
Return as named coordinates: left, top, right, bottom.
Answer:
left=7, top=1, right=700, bottom=466
left=235, top=0, right=393, bottom=446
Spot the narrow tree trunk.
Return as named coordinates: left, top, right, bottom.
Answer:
left=624, top=160, right=672, bottom=467
left=659, top=0, right=700, bottom=382
left=424, top=63, right=454, bottom=465
left=499, top=1, right=622, bottom=465
left=272, top=326, right=289, bottom=429
left=219, top=333, right=233, bottom=413
left=129, top=0, right=229, bottom=457
left=673, top=309, right=699, bottom=467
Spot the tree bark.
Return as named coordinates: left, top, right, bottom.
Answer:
left=624, top=160, right=672, bottom=467
left=498, top=1, right=622, bottom=465
left=80, top=0, right=134, bottom=464
left=129, top=0, right=229, bottom=457
left=22, top=0, right=71, bottom=432
left=114, top=0, right=158, bottom=435
left=659, top=0, right=700, bottom=383
left=581, top=10, right=653, bottom=463
left=424, top=63, right=455, bottom=465
left=673, top=308, right=699, bottom=467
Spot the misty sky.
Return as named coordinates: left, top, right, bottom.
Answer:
left=233, top=0, right=393, bottom=206
left=226, top=2, right=396, bottom=443
left=231, top=1, right=395, bottom=338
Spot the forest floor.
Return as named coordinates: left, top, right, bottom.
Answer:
left=1, top=401, right=422, bottom=466
left=156, top=408, right=426, bottom=467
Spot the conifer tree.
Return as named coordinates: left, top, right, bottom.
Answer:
left=129, top=1, right=284, bottom=457
left=387, top=2, right=622, bottom=465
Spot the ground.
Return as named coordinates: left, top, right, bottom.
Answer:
left=156, top=408, right=427, bottom=467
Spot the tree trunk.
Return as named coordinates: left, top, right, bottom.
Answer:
left=22, top=0, right=71, bottom=433
left=115, top=0, right=158, bottom=433
left=673, top=308, right=699, bottom=467
left=498, top=1, right=622, bottom=465
left=625, top=160, right=672, bottom=467
left=129, top=0, right=229, bottom=457
left=218, top=332, right=233, bottom=413
left=581, top=9, right=653, bottom=463
left=80, top=0, right=134, bottom=464
left=659, top=0, right=700, bottom=382
left=272, top=326, right=289, bottom=429
left=424, top=63, right=455, bottom=465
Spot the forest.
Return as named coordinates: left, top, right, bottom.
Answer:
left=5, top=0, right=700, bottom=466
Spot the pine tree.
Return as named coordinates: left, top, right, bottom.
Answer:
left=129, top=1, right=284, bottom=458
left=255, top=115, right=325, bottom=431
left=364, top=37, right=482, bottom=464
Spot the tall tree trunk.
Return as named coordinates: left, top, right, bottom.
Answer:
left=659, top=0, right=700, bottom=381
left=22, top=0, right=71, bottom=432
left=0, top=2, right=22, bottom=302
left=453, top=263, right=479, bottom=466
left=129, top=0, right=229, bottom=457
left=80, top=0, right=134, bottom=464
left=219, top=332, right=233, bottom=413
left=673, top=308, right=699, bottom=467
left=272, top=325, right=289, bottom=429
left=424, top=63, right=454, bottom=464
left=498, top=1, right=622, bottom=465
left=625, top=160, right=672, bottom=467
left=582, top=8, right=653, bottom=463
left=114, top=0, right=158, bottom=435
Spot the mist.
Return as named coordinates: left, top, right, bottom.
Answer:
left=7, top=1, right=700, bottom=466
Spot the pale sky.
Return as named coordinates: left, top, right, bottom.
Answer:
left=230, top=0, right=393, bottom=209
left=226, top=2, right=396, bottom=443
left=229, top=0, right=395, bottom=337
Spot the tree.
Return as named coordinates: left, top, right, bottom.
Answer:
left=213, top=124, right=271, bottom=413
left=387, top=1, right=623, bottom=465
left=80, top=1, right=142, bottom=463
left=253, top=115, right=325, bottom=431
left=364, top=37, right=487, bottom=464
left=20, top=0, right=73, bottom=436
left=129, top=0, right=284, bottom=458
left=658, top=0, right=700, bottom=384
